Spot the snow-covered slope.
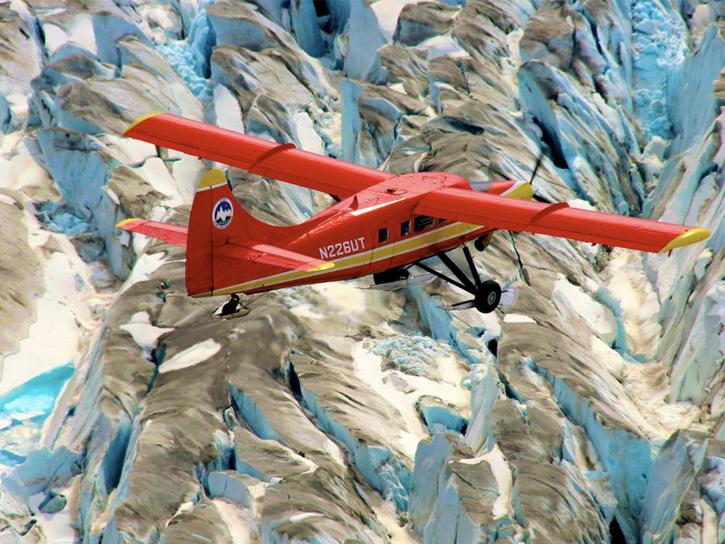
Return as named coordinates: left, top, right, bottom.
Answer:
left=0, top=1, right=723, bottom=543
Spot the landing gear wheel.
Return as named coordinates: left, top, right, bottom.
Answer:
left=474, top=233, right=493, bottom=252
left=474, top=280, right=501, bottom=313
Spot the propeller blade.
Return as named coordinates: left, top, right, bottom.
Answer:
left=528, top=151, right=544, bottom=185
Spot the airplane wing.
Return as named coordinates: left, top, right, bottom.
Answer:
left=215, top=242, right=334, bottom=272
left=415, top=188, right=710, bottom=253
left=116, top=218, right=188, bottom=247
left=124, top=113, right=393, bottom=198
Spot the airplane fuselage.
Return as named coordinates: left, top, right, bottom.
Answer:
left=209, top=172, right=521, bottom=296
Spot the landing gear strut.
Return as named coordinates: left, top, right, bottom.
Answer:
left=415, top=245, right=502, bottom=314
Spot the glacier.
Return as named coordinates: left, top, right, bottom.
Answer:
left=0, top=0, right=723, bottom=543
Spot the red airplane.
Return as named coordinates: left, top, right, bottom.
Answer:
left=116, top=113, right=710, bottom=314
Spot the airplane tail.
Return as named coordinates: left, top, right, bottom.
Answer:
left=186, top=169, right=274, bottom=296
left=118, top=169, right=333, bottom=297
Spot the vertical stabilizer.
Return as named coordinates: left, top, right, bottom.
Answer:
left=185, top=169, right=257, bottom=296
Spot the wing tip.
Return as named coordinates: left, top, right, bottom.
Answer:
left=123, top=112, right=164, bottom=136
left=116, top=217, right=141, bottom=229
left=660, top=227, right=711, bottom=252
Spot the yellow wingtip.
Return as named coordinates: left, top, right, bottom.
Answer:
left=123, top=112, right=163, bottom=136
left=197, top=169, right=228, bottom=190
left=507, top=182, right=535, bottom=200
left=116, top=217, right=140, bottom=229
left=309, top=262, right=335, bottom=272
left=660, top=227, right=711, bottom=252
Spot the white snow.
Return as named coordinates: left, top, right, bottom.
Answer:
left=137, top=157, right=183, bottom=207
left=370, top=0, right=424, bottom=41
left=214, top=84, right=245, bottom=133
left=622, top=361, right=710, bottom=439
left=605, top=248, right=661, bottom=357
left=119, top=252, right=167, bottom=294
left=459, top=444, right=513, bottom=518
left=158, top=339, right=221, bottom=373
left=311, top=282, right=367, bottom=314
left=352, top=342, right=427, bottom=458
left=551, top=275, right=617, bottom=344
left=28, top=490, right=77, bottom=543
left=1, top=249, right=96, bottom=395
left=369, top=495, right=419, bottom=544
left=213, top=498, right=255, bottom=544
left=292, top=111, right=326, bottom=154
left=502, top=313, right=537, bottom=324
left=287, top=512, right=323, bottom=523
left=416, top=35, right=469, bottom=60
left=120, top=312, right=173, bottom=352
left=0, top=133, right=54, bottom=192
left=40, top=12, right=97, bottom=60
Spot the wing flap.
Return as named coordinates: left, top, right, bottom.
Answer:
left=116, top=218, right=188, bottom=247
left=216, top=242, right=334, bottom=272
left=124, top=113, right=392, bottom=198
left=415, top=188, right=710, bottom=253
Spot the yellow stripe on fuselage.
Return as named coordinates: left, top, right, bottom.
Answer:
left=209, top=222, right=482, bottom=296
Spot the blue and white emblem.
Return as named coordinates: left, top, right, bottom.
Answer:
left=212, top=198, right=233, bottom=229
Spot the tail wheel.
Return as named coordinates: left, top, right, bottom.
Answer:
left=474, top=280, right=501, bottom=313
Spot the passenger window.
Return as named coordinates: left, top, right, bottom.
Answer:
left=378, top=227, right=388, bottom=243
left=414, top=215, right=435, bottom=232
left=438, top=217, right=447, bottom=224
left=401, top=220, right=411, bottom=236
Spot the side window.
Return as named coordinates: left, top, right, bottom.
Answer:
left=414, top=215, right=435, bottom=232
left=378, top=227, right=388, bottom=243
left=401, top=220, right=411, bottom=236
left=438, top=217, right=447, bottom=225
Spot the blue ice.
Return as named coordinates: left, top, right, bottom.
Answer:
left=0, top=364, right=74, bottom=467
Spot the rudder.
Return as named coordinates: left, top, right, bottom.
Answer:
left=186, top=169, right=269, bottom=296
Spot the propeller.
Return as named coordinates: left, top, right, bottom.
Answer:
left=527, top=151, right=554, bottom=203
left=505, top=151, right=549, bottom=286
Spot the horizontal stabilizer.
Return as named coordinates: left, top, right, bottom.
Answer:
left=215, top=242, right=334, bottom=272
left=116, top=218, right=188, bottom=247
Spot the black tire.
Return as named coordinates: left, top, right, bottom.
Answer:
left=474, top=280, right=501, bottom=313
left=474, top=234, right=493, bottom=252
left=474, top=236, right=486, bottom=252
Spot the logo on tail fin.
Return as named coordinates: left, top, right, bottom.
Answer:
left=212, top=198, right=233, bottom=229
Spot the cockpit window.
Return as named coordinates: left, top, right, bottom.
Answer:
left=378, top=227, right=389, bottom=243
left=414, top=215, right=435, bottom=232
left=401, top=220, right=411, bottom=236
